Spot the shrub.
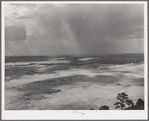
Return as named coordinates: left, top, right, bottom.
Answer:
left=99, top=105, right=109, bottom=110
left=136, top=98, right=144, bottom=106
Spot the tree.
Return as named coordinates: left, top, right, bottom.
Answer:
left=114, top=92, right=134, bottom=110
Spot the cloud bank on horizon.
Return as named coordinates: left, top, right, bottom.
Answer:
left=5, top=3, right=144, bottom=56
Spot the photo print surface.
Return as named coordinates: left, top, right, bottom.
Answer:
left=2, top=1, right=148, bottom=120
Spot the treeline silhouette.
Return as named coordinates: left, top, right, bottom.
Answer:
left=90, top=92, right=144, bottom=110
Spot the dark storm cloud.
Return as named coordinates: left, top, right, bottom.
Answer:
left=66, top=4, right=144, bottom=40
left=5, top=3, right=144, bottom=56
left=64, top=4, right=144, bottom=54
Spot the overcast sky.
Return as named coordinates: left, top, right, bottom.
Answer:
left=5, top=3, right=144, bottom=56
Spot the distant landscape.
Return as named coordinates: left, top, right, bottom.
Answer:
left=5, top=53, right=144, bottom=110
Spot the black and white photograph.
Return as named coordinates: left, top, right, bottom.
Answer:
left=2, top=1, right=148, bottom=120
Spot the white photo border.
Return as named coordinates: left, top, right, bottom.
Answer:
left=1, top=1, right=148, bottom=120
